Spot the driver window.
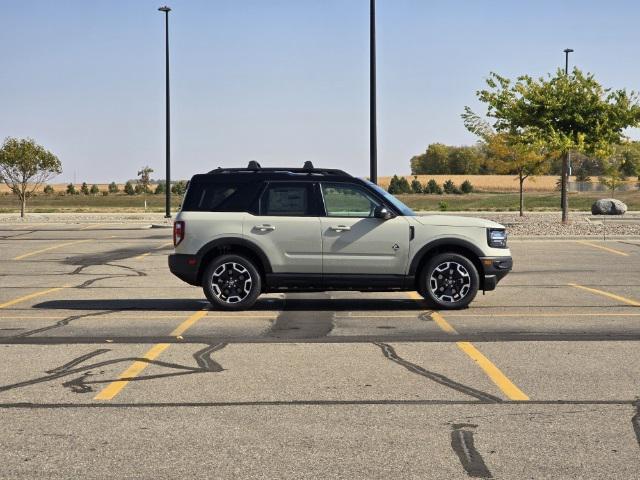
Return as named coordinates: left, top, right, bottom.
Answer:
left=321, top=183, right=381, bottom=217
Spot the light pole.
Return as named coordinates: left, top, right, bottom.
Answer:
left=370, top=0, right=377, bottom=184
left=159, top=6, right=172, bottom=218
left=560, top=48, right=573, bottom=223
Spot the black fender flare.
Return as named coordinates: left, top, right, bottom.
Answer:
left=408, top=238, right=485, bottom=275
left=196, top=237, right=273, bottom=276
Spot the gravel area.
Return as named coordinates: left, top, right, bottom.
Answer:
left=1, top=212, right=639, bottom=237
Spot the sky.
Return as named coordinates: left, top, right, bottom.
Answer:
left=2, top=0, right=640, bottom=182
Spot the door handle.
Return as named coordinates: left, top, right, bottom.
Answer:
left=254, top=224, right=276, bottom=232
left=329, top=225, right=351, bottom=232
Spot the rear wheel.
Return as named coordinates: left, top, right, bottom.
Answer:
left=202, top=254, right=261, bottom=310
left=418, top=253, right=479, bottom=310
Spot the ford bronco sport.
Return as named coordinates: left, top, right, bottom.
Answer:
left=169, top=162, right=512, bottom=310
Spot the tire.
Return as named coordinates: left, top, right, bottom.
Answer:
left=418, top=252, right=479, bottom=310
left=202, top=254, right=262, bottom=310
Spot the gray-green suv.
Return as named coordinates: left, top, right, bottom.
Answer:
left=169, top=163, right=512, bottom=310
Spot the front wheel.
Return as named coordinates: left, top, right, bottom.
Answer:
left=202, top=254, right=262, bottom=310
left=418, top=253, right=479, bottom=310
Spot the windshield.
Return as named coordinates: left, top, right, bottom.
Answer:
left=364, top=180, right=415, bottom=216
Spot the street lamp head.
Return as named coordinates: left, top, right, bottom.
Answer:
left=158, top=6, right=171, bottom=12
left=564, top=48, right=574, bottom=53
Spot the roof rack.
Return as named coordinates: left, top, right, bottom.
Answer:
left=207, top=161, right=350, bottom=177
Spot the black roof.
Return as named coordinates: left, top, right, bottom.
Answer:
left=204, top=161, right=352, bottom=180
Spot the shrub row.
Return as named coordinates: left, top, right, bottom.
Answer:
left=388, top=175, right=474, bottom=195
left=40, top=181, right=188, bottom=196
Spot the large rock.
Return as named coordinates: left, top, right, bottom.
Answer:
left=591, top=198, right=627, bottom=215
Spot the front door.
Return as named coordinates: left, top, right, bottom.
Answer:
left=320, top=182, right=410, bottom=275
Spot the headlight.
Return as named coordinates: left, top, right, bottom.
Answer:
left=487, top=228, right=508, bottom=248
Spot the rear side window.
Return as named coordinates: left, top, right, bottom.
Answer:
left=182, top=180, right=261, bottom=212
left=260, top=183, right=313, bottom=216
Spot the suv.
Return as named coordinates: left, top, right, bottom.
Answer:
left=169, top=163, right=512, bottom=310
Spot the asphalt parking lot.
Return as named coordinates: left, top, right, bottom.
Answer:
left=0, top=223, right=639, bottom=479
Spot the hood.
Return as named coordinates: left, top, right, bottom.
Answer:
left=413, top=214, right=504, bottom=229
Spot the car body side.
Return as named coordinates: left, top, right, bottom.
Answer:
left=168, top=174, right=512, bottom=294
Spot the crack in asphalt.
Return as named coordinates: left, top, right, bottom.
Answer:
left=633, top=400, right=640, bottom=450
left=10, top=311, right=118, bottom=338
left=374, top=342, right=503, bottom=403
left=450, top=423, right=493, bottom=478
left=0, top=344, right=227, bottom=394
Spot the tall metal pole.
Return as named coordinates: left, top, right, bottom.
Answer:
left=369, top=0, right=377, bottom=184
left=159, top=6, right=172, bottom=218
left=561, top=48, right=573, bottom=223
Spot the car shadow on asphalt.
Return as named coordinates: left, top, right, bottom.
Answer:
left=32, top=297, right=428, bottom=312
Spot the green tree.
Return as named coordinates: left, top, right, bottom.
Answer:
left=460, top=180, right=474, bottom=194
left=154, top=182, right=166, bottom=195
left=387, top=175, right=411, bottom=194
left=137, top=166, right=154, bottom=195
left=470, top=69, right=640, bottom=222
left=411, top=143, right=451, bottom=174
left=80, top=182, right=89, bottom=195
left=425, top=179, right=441, bottom=194
left=410, top=176, right=423, bottom=194
left=124, top=181, right=135, bottom=195
left=442, top=179, right=456, bottom=194
left=43, top=184, right=54, bottom=194
left=448, top=146, right=482, bottom=174
left=171, top=180, right=187, bottom=196
left=0, top=137, right=62, bottom=217
left=108, top=182, right=119, bottom=194
left=66, top=183, right=76, bottom=195
left=90, top=184, right=100, bottom=195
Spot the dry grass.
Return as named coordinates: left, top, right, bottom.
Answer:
left=378, top=175, right=563, bottom=192
left=0, top=183, right=160, bottom=194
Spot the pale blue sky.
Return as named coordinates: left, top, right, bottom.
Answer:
left=1, top=0, right=640, bottom=182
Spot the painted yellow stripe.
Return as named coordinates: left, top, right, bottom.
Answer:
left=457, top=342, right=529, bottom=401
left=79, top=223, right=103, bottom=230
left=337, top=312, right=640, bottom=318
left=569, top=283, right=640, bottom=307
left=135, top=242, right=174, bottom=260
left=431, top=311, right=459, bottom=334
left=13, top=239, right=92, bottom=260
left=170, top=309, right=208, bottom=336
left=406, top=292, right=528, bottom=400
left=93, top=343, right=170, bottom=401
left=93, top=309, right=208, bottom=401
left=0, top=286, right=69, bottom=309
left=576, top=240, right=629, bottom=257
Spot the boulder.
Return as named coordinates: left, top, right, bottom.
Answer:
left=591, top=198, right=627, bottom=215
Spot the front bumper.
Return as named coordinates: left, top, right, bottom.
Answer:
left=479, top=256, right=513, bottom=291
left=168, top=253, right=200, bottom=286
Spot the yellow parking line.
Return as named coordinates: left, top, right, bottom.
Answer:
left=135, top=242, right=174, bottom=260
left=93, top=343, right=171, bottom=401
left=575, top=240, right=629, bottom=257
left=0, top=286, right=69, bottom=309
left=569, top=283, right=640, bottom=307
left=13, top=239, right=92, bottom=260
left=337, top=312, right=640, bottom=318
left=79, top=223, right=103, bottom=230
left=406, top=291, right=529, bottom=401
left=457, top=342, right=529, bottom=401
left=93, top=309, right=208, bottom=401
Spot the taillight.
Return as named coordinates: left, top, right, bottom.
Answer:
left=173, top=221, right=185, bottom=247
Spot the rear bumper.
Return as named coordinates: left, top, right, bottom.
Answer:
left=168, top=254, right=199, bottom=286
left=479, top=256, right=513, bottom=291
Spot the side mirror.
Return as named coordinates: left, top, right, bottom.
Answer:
left=374, top=205, right=395, bottom=220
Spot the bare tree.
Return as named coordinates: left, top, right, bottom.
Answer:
left=0, top=137, right=62, bottom=218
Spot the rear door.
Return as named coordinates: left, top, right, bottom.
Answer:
left=319, top=182, right=410, bottom=275
left=243, top=181, right=322, bottom=273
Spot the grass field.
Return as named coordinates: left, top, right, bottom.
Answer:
left=395, top=190, right=640, bottom=212
left=1, top=190, right=638, bottom=213
left=0, top=193, right=183, bottom=213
